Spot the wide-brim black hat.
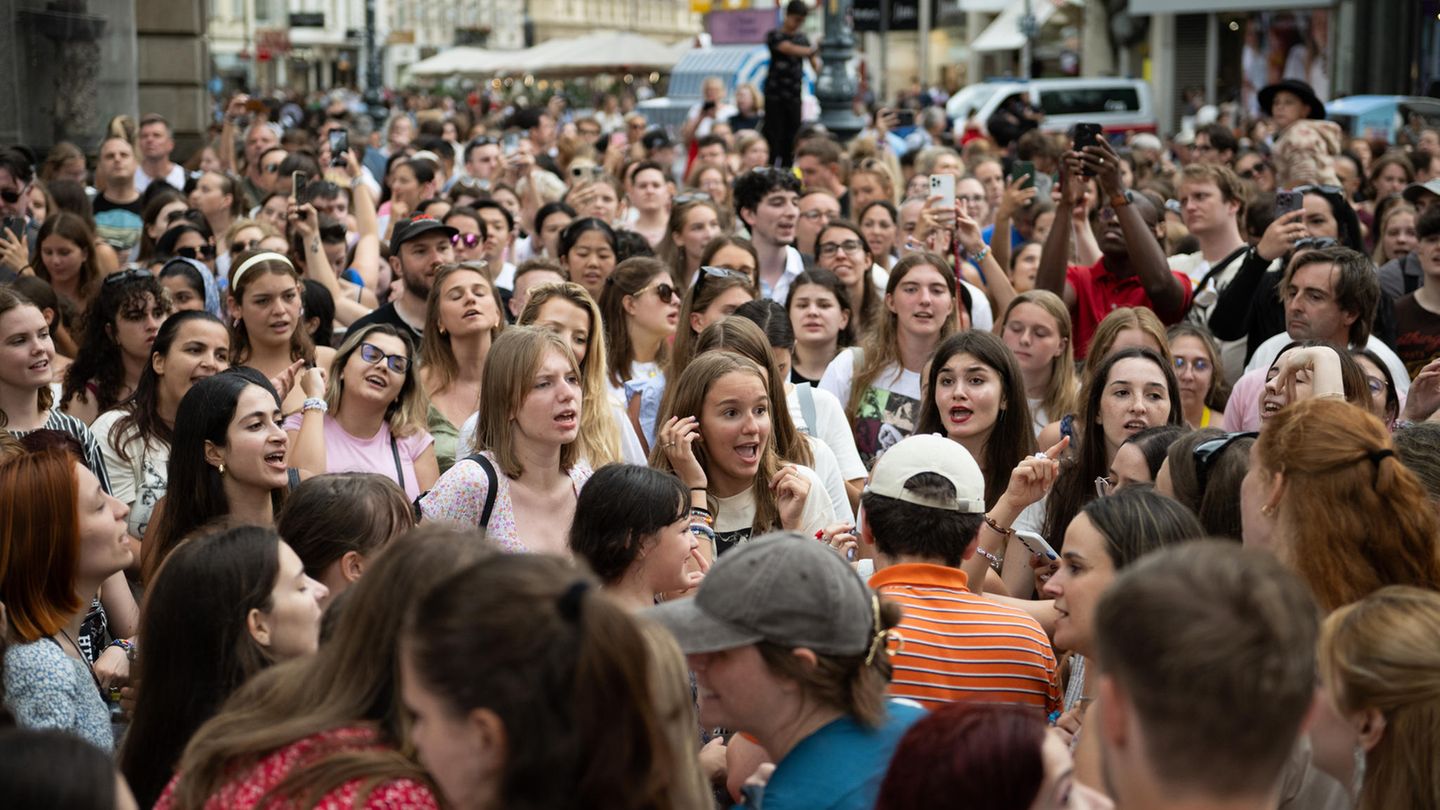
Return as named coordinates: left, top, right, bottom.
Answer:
left=1258, top=79, right=1325, bottom=120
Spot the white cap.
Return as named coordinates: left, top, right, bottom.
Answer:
left=865, top=434, right=986, bottom=514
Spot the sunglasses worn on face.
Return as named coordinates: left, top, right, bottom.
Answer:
left=0, top=183, right=29, bottom=204
left=358, top=342, right=410, bottom=373
left=636, top=282, right=677, bottom=304
left=1193, top=432, right=1258, bottom=493
left=176, top=245, right=217, bottom=261
left=1238, top=163, right=1270, bottom=180
left=452, top=233, right=482, bottom=249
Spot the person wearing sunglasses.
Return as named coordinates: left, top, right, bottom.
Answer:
left=156, top=222, right=217, bottom=270
left=1156, top=428, right=1254, bottom=540
left=440, top=205, right=488, bottom=264
left=1233, top=149, right=1277, bottom=194
left=285, top=323, right=438, bottom=501
left=599, top=256, right=679, bottom=402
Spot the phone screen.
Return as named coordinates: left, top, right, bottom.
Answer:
left=1073, top=123, right=1103, bottom=176
left=292, top=171, right=306, bottom=200
left=328, top=130, right=348, bottom=167
left=3, top=217, right=24, bottom=241
left=895, top=110, right=916, bottom=128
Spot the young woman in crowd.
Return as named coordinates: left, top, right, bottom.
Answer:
left=1158, top=428, right=1254, bottom=540
left=915, top=330, right=1035, bottom=516
left=227, top=250, right=333, bottom=414
left=144, top=367, right=292, bottom=581
left=1363, top=152, right=1414, bottom=216
left=403, top=553, right=697, bottom=809
left=420, top=327, right=591, bottom=554
left=1241, top=398, right=1440, bottom=613
left=568, top=463, right=701, bottom=610
left=660, top=195, right=723, bottom=288
left=653, top=351, right=834, bottom=556
left=1167, top=323, right=1227, bottom=428
left=1033, top=347, right=1183, bottom=547
left=531, top=201, right=576, bottom=260
left=33, top=211, right=103, bottom=312
left=599, top=256, right=679, bottom=399
left=736, top=130, right=770, bottom=172
left=687, top=164, right=735, bottom=232
left=1259, top=342, right=1371, bottom=425
left=650, top=536, right=920, bottom=810
left=92, top=310, right=230, bottom=540
left=135, top=190, right=189, bottom=265
left=815, top=219, right=884, bottom=337
left=1315, top=586, right=1440, bottom=810
left=120, top=524, right=328, bottom=808
left=998, top=291, right=1077, bottom=436
left=858, top=200, right=900, bottom=270
left=62, top=270, right=171, bottom=425
left=285, top=324, right=438, bottom=502
left=557, top=217, right=618, bottom=302
left=877, top=702, right=1109, bottom=810
left=156, top=528, right=482, bottom=810
left=189, top=171, right=245, bottom=252
left=1009, top=242, right=1043, bottom=292
left=9, top=275, right=78, bottom=373
left=0, top=435, right=132, bottom=751
left=0, top=288, right=111, bottom=489
left=1105, top=424, right=1187, bottom=493
left=276, top=473, right=415, bottom=608
left=1352, top=348, right=1401, bottom=430
left=820, top=252, right=958, bottom=469
left=418, top=263, right=504, bottom=473
left=851, top=160, right=899, bottom=213
left=513, top=282, right=639, bottom=465
left=786, top=268, right=854, bottom=386
left=565, top=175, right=627, bottom=226
left=699, top=234, right=761, bottom=286
left=158, top=257, right=211, bottom=313
left=1370, top=200, right=1416, bottom=266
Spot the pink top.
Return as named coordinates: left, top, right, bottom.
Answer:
left=418, top=449, right=592, bottom=553
left=1223, top=368, right=1265, bottom=432
left=154, top=725, right=438, bottom=810
left=283, top=413, right=434, bottom=501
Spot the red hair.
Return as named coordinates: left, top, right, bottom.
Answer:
left=876, top=702, right=1047, bottom=810
left=0, top=445, right=83, bottom=642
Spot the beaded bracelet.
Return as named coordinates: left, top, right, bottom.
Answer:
left=975, top=547, right=1003, bottom=572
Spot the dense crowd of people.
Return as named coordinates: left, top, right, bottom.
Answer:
left=1, top=28, right=1440, bottom=808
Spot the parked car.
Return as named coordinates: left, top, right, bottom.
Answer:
left=959, top=77, right=1157, bottom=143
left=1327, top=95, right=1440, bottom=143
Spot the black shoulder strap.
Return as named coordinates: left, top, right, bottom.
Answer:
left=1196, top=245, right=1252, bottom=292
left=389, top=433, right=407, bottom=493
left=464, top=452, right=500, bottom=527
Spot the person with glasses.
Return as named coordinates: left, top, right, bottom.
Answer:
left=1351, top=348, right=1402, bottom=430
left=1234, top=149, right=1277, bottom=194
left=796, top=188, right=841, bottom=263
left=1036, top=135, right=1191, bottom=361
left=285, top=324, right=437, bottom=500
left=1191, top=123, right=1238, bottom=167
left=660, top=195, right=722, bottom=288
left=440, top=205, right=488, bottom=264
left=155, top=221, right=217, bottom=271
left=61, top=268, right=172, bottom=425
left=1167, top=323, right=1228, bottom=428
left=599, top=257, right=679, bottom=403
left=814, top=219, right=882, bottom=337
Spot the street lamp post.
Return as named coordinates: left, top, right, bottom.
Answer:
left=817, top=0, right=867, bottom=140
left=364, top=0, right=386, bottom=124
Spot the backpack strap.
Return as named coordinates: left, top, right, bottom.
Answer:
left=464, top=452, right=500, bottom=528
left=796, top=382, right=818, bottom=438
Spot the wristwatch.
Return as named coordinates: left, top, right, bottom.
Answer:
left=1111, top=190, right=1134, bottom=208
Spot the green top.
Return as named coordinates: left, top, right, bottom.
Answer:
left=427, top=404, right=462, bottom=474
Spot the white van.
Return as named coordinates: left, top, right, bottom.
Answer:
left=959, top=78, right=1157, bottom=142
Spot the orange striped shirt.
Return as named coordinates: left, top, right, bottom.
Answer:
left=871, top=562, right=1061, bottom=713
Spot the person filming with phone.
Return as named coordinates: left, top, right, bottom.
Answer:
left=1034, top=127, right=1192, bottom=360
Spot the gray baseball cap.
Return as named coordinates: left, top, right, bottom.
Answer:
left=647, top=532, right=877, bottom=656
left=1403, top=179, right=1440, bottom=204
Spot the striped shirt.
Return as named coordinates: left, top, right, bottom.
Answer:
left=871, top=562, right=1061, bottom=712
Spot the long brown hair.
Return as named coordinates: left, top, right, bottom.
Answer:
left=846, top=252, right=958, bottom=420
left=600, top=256, right=673, bottom=389
left=818, top=220, right=882, bottom=335
left=667, top=267, right=757, bottom=383
left=227, top=250, right=315, bottom=366
left=419, top=262, right=505, bottom=398
left=471, top=327, right=583, bottom=479
left=651, top=352, right=785, bottom=533
left=168, top=526, right=489, bottom=808
left=325, top=324, right=429, bottom=439
left=0, top=289, right=54, bottom=425
left=657, top=196, right=722, bottom=286
left=1257, top=398, right=1440, bottom=612
left=33, top=211, right=100, bottom=298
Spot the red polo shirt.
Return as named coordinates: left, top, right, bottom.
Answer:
left=1067, top=257, right=1193, bottom=359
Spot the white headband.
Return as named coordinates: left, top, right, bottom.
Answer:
left=230, top=251, right=295, bottom=290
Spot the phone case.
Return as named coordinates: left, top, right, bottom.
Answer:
left=929, top=174, right=956, bottom=203
left=1016, top=531, right=1058, bottom=561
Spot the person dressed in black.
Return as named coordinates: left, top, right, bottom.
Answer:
left=764, top=1, right=820, bottom=168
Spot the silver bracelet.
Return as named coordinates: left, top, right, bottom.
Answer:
left=301, top=397, right=329, bottom=414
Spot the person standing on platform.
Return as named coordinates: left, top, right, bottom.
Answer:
left=764, top=1, right=820, bottom=169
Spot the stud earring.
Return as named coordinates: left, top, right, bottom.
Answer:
left=1260, top=504, right=1275, bottom=517
left=218, top=463, right=226, bottom=476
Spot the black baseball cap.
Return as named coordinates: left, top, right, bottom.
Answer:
left=389, top=214, right=457, bottom=255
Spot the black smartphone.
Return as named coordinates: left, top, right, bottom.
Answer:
left=328, top=130, right=348, bottom=167
left=1011, top=160, right=1036, bottom=190
left=3, top=216, right=24, bottom=241
left=1073, top=123, right=1103, bottom=176
left=1274, top=189, right=1303, bottom=218
left=291, top=171, right=307, bottom=218
left=895, top=109, right=916, bottom=128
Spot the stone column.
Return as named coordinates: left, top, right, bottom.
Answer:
left=135, top=0, right=209, bottom=156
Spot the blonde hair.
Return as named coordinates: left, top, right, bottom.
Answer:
left=1320, top=586, right=1440, bottom=810
left=1084, top=306, right=1172, bottom=372
left=652, top=352, right=783, bottom=533
left=473, top=326, right=583, bottom=479
left=1000, top=290, right=1077, bottom=424
left=847, top=252, right=958, bottom=420
left=518, top=282, right=623, bottom=467
left=419, top=263, right=505, bottom=397
left=325, top=324, right=429, bottom=439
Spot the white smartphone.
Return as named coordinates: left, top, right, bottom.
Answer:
left=1015, top=530, right=1058, bottom=561
left=928, top=173, right=956, bottom=205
